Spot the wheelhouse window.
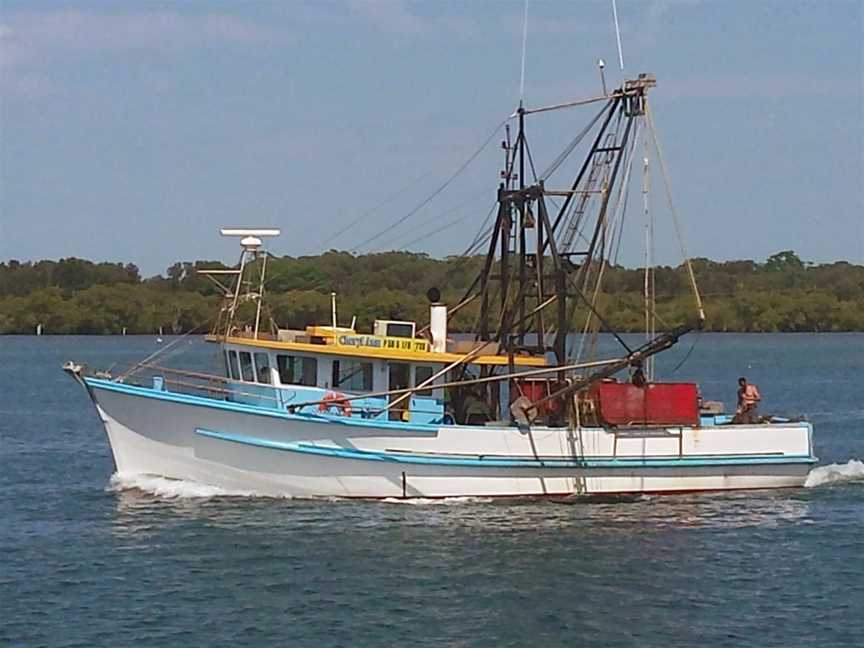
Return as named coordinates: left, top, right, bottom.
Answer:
left=239, top=351, right=255, bottom=382
left=254, top=353, right=272, bottom=384
left=277, top=355, right=318, bottom=387
left=332, top=359, right=373, bottom=392
left=224, top=351, right=233, bottom=380
left=414, top=365, right=435, bottom=396
left=228, top=351, right=241, bottom=381
left=385, top=322, right=414, bottom=338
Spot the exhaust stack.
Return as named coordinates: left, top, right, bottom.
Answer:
left=427, top=287, right=447, bottom=353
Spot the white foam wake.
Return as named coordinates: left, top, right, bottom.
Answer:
left=380, top=496, right=494, bottom=506
left=108, top=474, right=497, bottom=503
left=804, top=459, right=864, bottom=488
left=109, top=473, right=264, bottom=499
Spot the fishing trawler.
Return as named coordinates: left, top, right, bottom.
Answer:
left=65, top=74, right=816, bottom=498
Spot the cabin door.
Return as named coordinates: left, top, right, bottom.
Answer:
left=388, top=363, right=411, bottom=421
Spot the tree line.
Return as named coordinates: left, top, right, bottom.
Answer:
left=1, top=250, right=862, bottom=334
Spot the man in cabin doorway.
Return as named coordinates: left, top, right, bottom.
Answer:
left=630, top=362, right=647, bottom=387
left=734, top=377, right=761, bottom=424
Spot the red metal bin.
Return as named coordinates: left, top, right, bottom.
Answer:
left=592, top=382, right=699, bottom=427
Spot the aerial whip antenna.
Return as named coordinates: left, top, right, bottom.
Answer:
left=597, top=58, right=608, bottom=95
left=611, top=0, right=625, bottom=74
left=519, top=0, right=529, bottom=105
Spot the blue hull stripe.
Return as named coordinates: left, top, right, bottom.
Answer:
left=194, top=428, right=817, bottom=470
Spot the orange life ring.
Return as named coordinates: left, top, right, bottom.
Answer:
left=318, top=391, right=353, bottom=417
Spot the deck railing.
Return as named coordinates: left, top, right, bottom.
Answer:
left=93, top=362, right=446, bottom=422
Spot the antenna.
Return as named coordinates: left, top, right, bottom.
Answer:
left=611, top=0, right=625, bottom=74
left=519, top=0, right=529, bottom=105
left=598, top=58, right=607, bottom=95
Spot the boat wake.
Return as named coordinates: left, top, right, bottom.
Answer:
left=804, top=459, right=864, bottom=488
left=108, top=473, right=270, bottom=499
left=107, top=474, right=495, bottom=504
left=106, top=474, right=503, bottom=504
left=380, top=496, right=494, bottom=506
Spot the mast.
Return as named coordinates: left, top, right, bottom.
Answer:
left=517, top=106, right=527, bottom=347
left=199, top=228, right=281, bottom=339
left=472, top=74, right=660, bottom=369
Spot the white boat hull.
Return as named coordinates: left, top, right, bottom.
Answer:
left=84, top=378, right=815, bottom=498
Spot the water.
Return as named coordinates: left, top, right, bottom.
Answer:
left=1, top=334, right=862, bottom=647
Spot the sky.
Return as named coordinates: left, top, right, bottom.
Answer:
left=1, top=0, right=862, bottom=277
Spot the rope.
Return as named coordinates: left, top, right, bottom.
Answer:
left=645, top=100, right=705, bottom=322
left=383, top=343, right=488, bottom=414
left=117, top=317, right=214, bottom=382
left=668, top=329, right=700, bottom=375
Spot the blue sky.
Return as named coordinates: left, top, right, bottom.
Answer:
left=1, top=0, right=862, bottom=276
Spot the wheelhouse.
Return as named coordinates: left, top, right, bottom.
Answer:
left=212, top=320, right=546, bottom=425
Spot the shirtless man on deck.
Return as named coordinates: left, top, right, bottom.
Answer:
left=734, top=376, right=761, bottom=424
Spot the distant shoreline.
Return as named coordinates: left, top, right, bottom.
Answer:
left=3, top=251, right=863, bottom=334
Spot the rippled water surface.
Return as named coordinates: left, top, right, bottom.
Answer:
left=2, top=334, right=862, bottom=647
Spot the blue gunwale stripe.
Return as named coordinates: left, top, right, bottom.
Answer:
left=194, top=428, right=817, bottom=469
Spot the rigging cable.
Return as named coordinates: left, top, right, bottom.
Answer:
left=262, top=117, right=505, bottom=292
left=611, top=0, right=625, bottom=74
left=461, top=210, right=496, bottom=256
left=642, top=134, right=656, bottom=379
left=351, top=118, right=508, bottom=253
left=571, top=118, right=641, bottom=363
left=377, top=186, right=491, bottom=250
left=519, top=0, right=529, bottom=104
left=117, top=317, right=215, bottom=382
left=263, top=201, right=495, bottom=298
left=398, top=199, right=497, bottom=252
left=539, top=102, right=610, bottom=181
left=318, top=173, right=427, bottom=247
left=523, top=134, right=539, bottom=183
